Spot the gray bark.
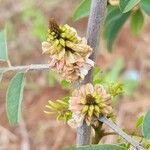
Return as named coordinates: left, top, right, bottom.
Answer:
left=76, top=0, right=107, bottom=146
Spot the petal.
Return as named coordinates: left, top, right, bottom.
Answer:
left=42, top=41, right=52, bottom=54
left=86, top=58, right=95, bottom=67
left=72, top=89, right=79, bottom=97
left=70, top=105, right=83, bottom=112
left=86, top=83, right=94, bottom=94
left=70, top=97, right=80, bottom=105
left=49, top=58, right=57, bottom=67
left=57, top=48, right=65, bottom=60
left=80, top=67, right=88, bottom=76
left=80, top=85, right=86, bottom=96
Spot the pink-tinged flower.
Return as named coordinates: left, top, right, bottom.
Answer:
left=42, top=19, right=92, bottom=62
left=68, top=83, right=114, bottom=127
left=48, top=57, right=94, bottom=82
left=42, top=19, right=94, bottom=82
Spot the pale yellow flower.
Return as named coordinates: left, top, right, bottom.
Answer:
left=48, top=57, right=94, bottom=82
left=42, top=19, right=92, bottom=62
left=68, top=83, right=114, bottom=126
left=42, top=19, right=94, bottom=82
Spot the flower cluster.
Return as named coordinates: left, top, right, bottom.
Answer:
left=44, top=83, right=118, bottom=128
left=44, top=98, right=72, bottom=122
left=42, top=19, right=94, bottom=82
left=68, top=83, right=114, bottom=127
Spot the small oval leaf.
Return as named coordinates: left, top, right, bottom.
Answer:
left=143, top=110, right=150, bottom=139
left=72, top=0, right=91, bottom=21
left=130, top=9, right=144, bottom=35
left=0, top=29, right=8, bottom=61
left=103, top=6, right=130, bottom=51
left=140, top=0, right=150, bottom=16
left=61, top=79, right=70, bottom=89
left=6, top=72, right=26, bottom=125
left=120, top=0, right=141, bottom=13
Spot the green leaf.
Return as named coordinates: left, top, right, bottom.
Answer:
left=92, top=67, right=105, bottom=85
left=105, top=58, right=124, bottom=83
left=140, top=0, right=150, bottom=15
left=6, top=72, right=26, bottom=124
left=0, top=29, right=8, bottom=61
left=136, top=115, right=144, bottom=128
left=143, top=110, right=150, bottom=139
left=67, top=144, right=127, bottom=150
left=131, top=9, right=144, bottom=35
left=93, top=67, right=102, bottom=80
left=72, top=0, right=91, bottom=21
left=120, top=0, right=141, bottom=13
left=61, top=80, right=70, bottom=89
left=104, top=6, right=130, bottom=51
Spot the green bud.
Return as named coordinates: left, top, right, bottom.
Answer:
left=70, top=31, right=76, bottom=37
left=48, top=29, right=51, bottom=33
left=60, top=33, right=66, bottom=38
left=47, top=38, right=51, bottom=42
left=48, top=34, right=54, bottom=40
left=94, top=105, right=100, bottom=113
left=70, top=36, right=78, bottom=43
left=56, top=112, right=62, bottom=120
left=45, top=105, right=57, bottom=111
left=48, top=100, right=61, bottom=110
left=51, top=32, right=56, bottom=36
left=56, top=44, right=63, bottom=52
left=109, top=82, right=124, bottom=97
left=95, top=97, right=101, bottom=104
left=80, top=98, right=86, bottom=105
left=60, top=25, right=66, bottom=32
left=59, top=38, right=65, bottom=47
left=57, top=100, right=68, bottom=106
left=94, top=111, right=100, bottom=117
left=82, top=105, right=89, bottom=114
left=88, top=105, right=94, bottom=117
left=53, top=39, right=59, bottom=47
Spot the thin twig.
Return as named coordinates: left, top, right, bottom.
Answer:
left=99, top=116, right=144, bottom=150
left=0, top=64, right=50, bottom=72
left=103, top=131, right=143, bottom=138
left=76, top=0, right=107, bottom=146
left=103, top=132, right=117, bottom=137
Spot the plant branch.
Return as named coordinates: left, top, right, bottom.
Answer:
left=103, top=132, right=117, bottom=137
left=99, top=116, right=144, bottom=150
left=76, top=0, right=107, bottom=146
left=0, top=64, right=50, bottom=72
left=103, top=131, right=143, bottom=137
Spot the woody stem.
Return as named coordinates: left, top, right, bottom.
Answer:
left=76, top=0, right=107, bottom=147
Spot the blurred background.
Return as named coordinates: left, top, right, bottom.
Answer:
left=0, top=0, right=150, bottom=149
